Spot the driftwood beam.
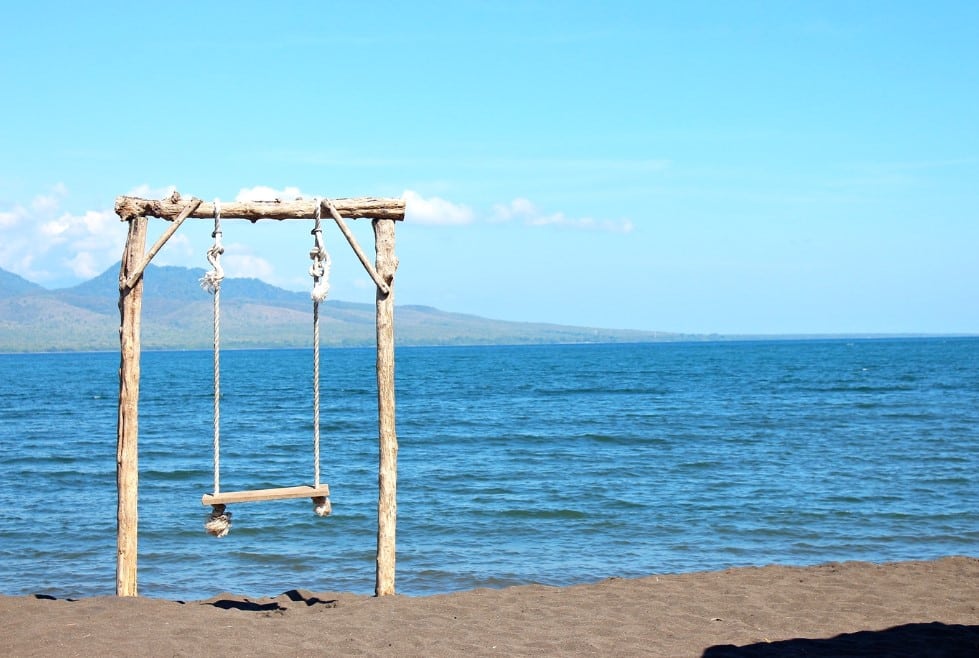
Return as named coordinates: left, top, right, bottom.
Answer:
left=121, top=198, right=203, bottom=291
left=115, top=193, right=405, bottom=222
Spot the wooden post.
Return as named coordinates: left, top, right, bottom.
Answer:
left=116, top=216, right=148, bottom=596
left=373, top=218, right=399, bottom=596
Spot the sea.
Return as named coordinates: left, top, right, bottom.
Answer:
left=1, top=338, right=976, bottom=600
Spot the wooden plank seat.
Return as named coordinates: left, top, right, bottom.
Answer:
left=202, top=484, right=330, bottom=506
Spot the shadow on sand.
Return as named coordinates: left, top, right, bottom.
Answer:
left=205, top=589, right=338, bottom=612
left=703, top=621, right=979, bottom=657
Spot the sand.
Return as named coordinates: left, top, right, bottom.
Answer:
left=2, top=557, right=976, bottom=657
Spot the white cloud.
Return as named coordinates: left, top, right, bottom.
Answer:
left=40, top=216, right=71, bottom=237
left=222, top=249, right=276, bottom=281
left=492, top=197, right=634, bottom=233
left=65, top=250, right=102, bottom=280
left=0, top=205, right=27, bottom=229
left=44, top=208, right=122, bottom=279
left=151, top=232, right=194, bottom=265
left=527, top=213, right=635, bottom=234
left=403, top=189, right=473, bottom=225
left=0, top=185, right=125, bottom=286
left=126, top=183, right=179, bottom=199
left=490, top=197, right=536, bottom=223
left=404, top=190, right=633, bottom=233
left=31, top=185, right=66, bottom=213
left=236, top=185, right=305, bottom=202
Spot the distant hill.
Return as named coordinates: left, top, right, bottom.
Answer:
left=0, top=269, right=46, bottom=299
left=0, top=264, right=684, bottom=352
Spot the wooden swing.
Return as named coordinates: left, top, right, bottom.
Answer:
left=115, top=191, right=404, bottom=597
left=198, top=200, right=331, bottom=537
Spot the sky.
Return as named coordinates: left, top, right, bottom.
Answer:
left=1, top=1, right=976, bottom=335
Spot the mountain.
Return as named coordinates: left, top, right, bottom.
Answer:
left=0, top=264, right=683, bottom=352
left=0, top=268, right=46, bottom=299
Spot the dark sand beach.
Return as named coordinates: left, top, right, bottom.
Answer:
left=2, top=557, right=976, bottom=657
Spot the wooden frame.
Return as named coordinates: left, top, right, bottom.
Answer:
left=115, top=191, right=404, bottom=597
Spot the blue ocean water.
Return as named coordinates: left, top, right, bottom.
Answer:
left=0, top=338, right=976, bottom=600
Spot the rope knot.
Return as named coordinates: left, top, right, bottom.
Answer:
left=200, top=244, right=225, bottom=293
left=312, top=496, right=332, bottom=517
left=201, top=199, right=225, bottom=294
left=309, top=199, right=331, bottom=302
left=205, top=504, right=232, bottom=538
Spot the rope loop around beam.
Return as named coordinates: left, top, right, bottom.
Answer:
left=309, top=199, right=331, bottom=303
left=200, top=199, right=225, bottom=294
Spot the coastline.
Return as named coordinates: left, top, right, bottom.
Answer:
left=3, top=556, right=977, bottom=657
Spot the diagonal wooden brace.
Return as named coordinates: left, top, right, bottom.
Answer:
left=321, top=199, right=392, bottom=296
left=120, top=198, right=203, bottom=291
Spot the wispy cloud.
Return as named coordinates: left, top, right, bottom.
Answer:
left=492, top=197, right=634, bottom=233
left=403, top=191, right=634, bottom=233
left=221, top=248, right=276, bottom=281
left=403, top=190, right=474, bottom=225
left=126, top=183, right=178, bottom=199
left=489, top=197, right=537, bottom=223
left=236, top=185, right=306, bottom=202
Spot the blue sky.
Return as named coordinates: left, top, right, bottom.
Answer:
left=1, top=1, right=976, bottom=334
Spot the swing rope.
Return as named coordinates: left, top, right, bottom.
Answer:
left=201, top=200, right=231, bottom=537
left=201, top=199, right=224, bottom=495
left=202, top=197, right=331, bottom=534
left=309, top=199, right=332, bottom=517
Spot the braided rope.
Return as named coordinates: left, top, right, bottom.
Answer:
left=313, top=305, right=321, bottom=487
left=201, top=199, right=224, bottom=496
left=309, top=199, right=330, bottom=488
left=212, top=282, right=221, bottom=495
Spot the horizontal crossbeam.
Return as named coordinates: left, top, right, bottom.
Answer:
left=202, top=484, right=330, bottom=506
left=115, top=193, right=405, bottom=222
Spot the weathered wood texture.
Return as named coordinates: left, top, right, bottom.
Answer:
left=373, top=219, right=399, bottom=596
left=115, top=194, right=406, bottom=222
left=202, top=484, right=330, bottom=506
left=116, top=217, right=148, bottom=597
left=324, top=200, right=391, bottom=295
left=121, top=198, right=203, bottom=290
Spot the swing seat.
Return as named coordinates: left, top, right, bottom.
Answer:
left=202, top=484, right=330, bottom=506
